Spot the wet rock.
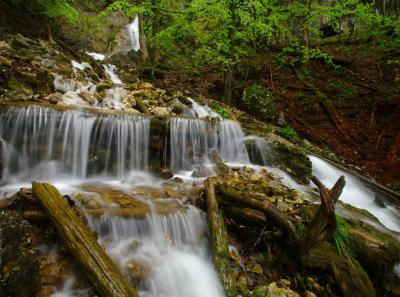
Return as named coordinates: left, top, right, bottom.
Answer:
left=192, top=165, right=215, bottom=178
left=126, top=260, right=147, bottom=287
left=0, top=211, right=40, bottom=297
left=96, top=81, right=113, bottom=92
left=80, top=90, right=98, bottom=105
left=250, top=263, right=263, bottom=274
left=267, top=281, right=300, bottom=297
left=40, top=59, right=56, bottom=69
left=0, top=54, right=12, bottom=67
left=277, top=111, right=287, bottom=126
left=122, top=93, right=136, bottom=108
left=5, top=88, right=33, bottom=101
left=171, top=98, right=187, bottom=114
left=305, top=291, right=317, bottom=297
left=152, top=106, right=169, bottom=116
left=44, top=92, right=63, bottom=104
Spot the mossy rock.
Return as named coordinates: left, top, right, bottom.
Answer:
left=245, top=133, right=312, bottom=184
left=0, top=210, right=40, bottom=297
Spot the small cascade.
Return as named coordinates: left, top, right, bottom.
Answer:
left=128, top=15, right=140, bottom=52
left=309, top=155, right=400, bottom=232
left=103, top=64, right=123, bottom=84
left=243, top=135, right=269, bottom=165
left=88, top=203, right=225, bottom=297
left=218, top=120, right=249, bottom=164
left=85, top=52, right=106, bottom=61
left=0, top=106, right=150, bottom=182
left=183, top=98, right=220, bottom=118
left=169, top=118, right=215, bottom=173
left=169, top=117, right=252, bottom=173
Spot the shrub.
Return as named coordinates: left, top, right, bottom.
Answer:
left=210, top=104, right=231, bottom=119
left=279, top=127, right=297, bottom=141
left=331, top=215, right=350, bottom=255
left=242, top=84, right=275, bottom=119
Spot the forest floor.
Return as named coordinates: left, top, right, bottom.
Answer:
left=151, top=37, right=400, bottom=190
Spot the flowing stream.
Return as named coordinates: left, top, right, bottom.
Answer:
left=1, top=53, right=399, bottom=295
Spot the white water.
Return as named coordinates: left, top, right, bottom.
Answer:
left=85, top=52, right=106, bottom=61
left=1, top=93, right=400, bottom=296
left=88, top=204, right=225, bottom=297
left=128, top=16, right=140, bottom=52
left=183, top=98, right=220, bottom=118
left=309, top=155, right=400, bottom=232
left=0, top=106, right=150, bottom=182
left=104, top=64, right=123, bottom=84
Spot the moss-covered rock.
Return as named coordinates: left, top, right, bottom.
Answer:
left=0, top=210, right=40, bottom=297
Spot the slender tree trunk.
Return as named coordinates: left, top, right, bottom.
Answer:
left=138, top=14, right=149, bottom=63
left=222, top=69, right=233, bottom=104
left=151, top=10, right=161, bottom=78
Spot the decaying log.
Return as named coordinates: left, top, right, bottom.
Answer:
left=300, top=175, right=345, bottom=256
left=218, top=185, right=300, bottom=246
left=32, top=182, right=139, bottom=297
left=216, top=175, right=345, bottom=260
left=224, top=206, right=267, bottom=225
left=204, top=177, right=235, bottom=296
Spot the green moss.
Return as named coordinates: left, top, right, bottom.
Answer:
left=6, top=76, right=24, bottom=91
left=209, top=103, right=231, bottom=119
left=242, top=84, right=275, bottom=119
left=279, top=127, right=297, bottom=141
left=42, top=0, right=81, bottom=23
left=331, top=215, right=350, bottom=255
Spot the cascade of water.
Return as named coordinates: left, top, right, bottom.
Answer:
left=128, top=16, right=140, bottom=52
left=88, top=203, right=225, bottom=297
left=85, top=52, right=106, bottom=61
left=183, top=98, right=220, bottom=118
left=218, top=120, right=249, bottom=164
left=0, top=106, right=150, bottom=182
left=169, top=118, right=215, bottom=173
left=309, top=155, right=400, bottom=232
left=100, top=87, right=128, bottom=110
left=243, top=136, right=269, bottom=165
left=169, top=118, right=253, bottom=173
left=103, top=64, right=123, bottom=84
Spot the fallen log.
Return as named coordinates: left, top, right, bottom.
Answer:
left=204, top=177, right=236, bottom=297
left=218, top=186, right=300, bottom=246
left=300, top=175, right=345, bottom=255
left=32, top=182, right=139, bottom=297
left=217, top=175, right=345, bottom=260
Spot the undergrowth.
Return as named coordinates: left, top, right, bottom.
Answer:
left=331, top=215, right=350, bottom=255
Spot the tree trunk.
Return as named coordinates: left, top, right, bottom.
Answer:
left=222, top=69, right=233, bottom=104
left=32, top=182, right=140, bottom=297
left=138, top=14, right=149, bottom=63
left=204, top=177, right=235, bottom=296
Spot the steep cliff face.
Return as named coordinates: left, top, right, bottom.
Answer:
left=0, top=1, right=129, bottom=53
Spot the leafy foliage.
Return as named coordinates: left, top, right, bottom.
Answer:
left=209, top=103, right=232, bottom=119
left=279, top=127, right=297, bottom=141
left=242, top=84, right=275, bottom=119
left=331, top=215, right=350, bottom=255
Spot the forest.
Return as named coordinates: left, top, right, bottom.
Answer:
left=0, top=0, right=399, bottom=297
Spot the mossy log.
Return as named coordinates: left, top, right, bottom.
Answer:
left=218, top=175, right=345, bottom=259
left=204, top=177, right=236, bottom=297
left=32, top=182, right=139, bottom=297
left=218, top=185, right=300, bottom=246
left=300, top=175, right=345, bottom=256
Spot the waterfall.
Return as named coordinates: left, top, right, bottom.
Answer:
left=309, top=155, right=400, bottom=232
left=103, top=64, right=123, bottom=84
left=169, top=118, right=252, bottom=173
left=169, top=118, right=215, bottom=173
left=0, top=106, right=150, bottom=182
left=218, top=120, right=249, bottom=164
left=128, top=15, right=140, bottom=52
left=88, top=203, right=225, bottom=297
